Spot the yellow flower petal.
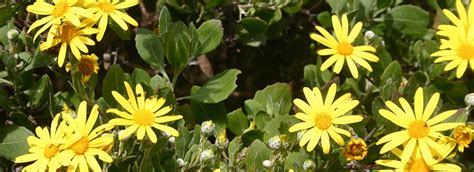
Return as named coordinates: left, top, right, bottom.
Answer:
left=155, top=115, right=183, bottom=123
left=321, top=131, right=331, bottom=154
left=288, top=122, right=314, bottom=132
left=118, top=124, right=139, bottom=140
left=146, top=127, right=157, bottom=143
left=152, top=123, right=179, bottom=136
left=112, top=91, right=136, bottom=113
left=346, top=56, right=359, bottom=78
left=320, top=54, right=340, bottom=71
left=430, top=123, right=463, bottom=132
left=421, top=93, right=440, bottom=121
left=300, top=127, right=316, bottom=147
left=378, top=109, right=409, bottom=128
left=347, top=22, right=362, bottom=42
left=306, top=130, right=321, bottom=152
left=332, top=115, right=363, bottom=125
left=153, top=106, right=172, bottom=117
left=427, top=110, right=457, bottom=126
left=327, top=128, right=344, bottom=146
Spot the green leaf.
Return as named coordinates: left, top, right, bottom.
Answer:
left=317, top=11, right=333, bottom=28
left=136, top=28, right=165, bottom=71
left=242, top=130, right=264, bottom=147
left=385, top=5, right=429, bottom=37
left=163, top=22, right=192, bottom=72
left=182, top=69, right=241, bottom=103
left=380, top=61, right=402, bottom=86
left=24, top=49, right=55, bottom=71
left=24, top=75, right=51, bottom=107
left=245, top=140, right=272, bottom=171
left=197, top=19, right=223, bottom=55
left=228, top=137, right=242, bottom=166
left=0, top=4, right=21, bottom=26
left=253, top=83, right=292, bottom=116
left=175, top=125, right=191, bottom=158
left=0, top=125, right=33, bottom=161
left=327, top=0, right=348, bottom=14
left=132, top=68, right=151, bottom=86
left=239, top=18, right=268, bottom=34
left=159, top=6, right=172, bottom=36
left=102, top=65, right=126, bottom=107
left=227, top=108, right=249, bottom=135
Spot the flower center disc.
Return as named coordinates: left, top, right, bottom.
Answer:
left=53, top=2, right=69, bottom=17
left=60, top=24, right=76, bottom=43
left=133, top=110, right=154, bottom=126
left=458, top=44, right=474, bottom=60
left=78, top=58, right=95, bottom=76
left=314, top=113, right=332, bottom=130
left=338, top=42, right=353, bottom=56
left=408, top=120, right=429, bottom=138
left=43, top=144, right=60, bottom=158
left=70, top=137, right=89, bottom=155
left=409, top=158, right=430, bottom=172
left=98, top=2, right=115, bottom=13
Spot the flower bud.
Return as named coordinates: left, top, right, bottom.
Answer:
left=199, top=149, right=214, bottom=162
left=297, top=131, right=305, bottom=141
left=262, top=160, right=272, bottom=168
left=268, top=135, right=281, bottom=150
left=7, top=29, right=19, bottom=40
left=364, top=30, right=375, bottom=39
left=168, top=137, right=175, bottom=144
left=465, top=93, right=474, bottom=107
left=177, top=158, right=187, bottom=167
left=303, top=159, right=315, bottom=171
left=215, top=130, right=229, bottom=149
left=201, top=120, right=215, bottom=136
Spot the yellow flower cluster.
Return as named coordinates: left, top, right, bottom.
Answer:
left=27, top=0, right=138, bottom=70
left=432, top=0, right=474, bottom=78
left=375, top=88, right=462, bottom=171
left=310, top=14, right=379, bottom=79
left=15, top=101, right=114, bottom=172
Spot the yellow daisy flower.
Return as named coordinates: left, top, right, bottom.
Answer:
left=40, top=21, right=97, bottom=67
left=15, top=114, right=69, bottom=171
left=437, top=0, right=473, bottom=38
left=66, top=54, right=100, bottom=83
left=376, top=87, right=462, bottom=165
left=310, top=14, right=379, bottom=78
left=288, top=83, right=363, bottom=153
left=376, top=142, right=461, bottom=172
left=452, top=124, right=473, bottom=152
left=59, top=101, right=114, bottom=172
left=107, top=82, right=183, bottom=143
left=26, top=0, right=92, bottom=41
left=431, top=31, right=474, bottom=78
left=86, top=0, right=139, bottom=41
left=343, top=137, right=368, bottom=161
left=432, top=0, right=474, bottom=78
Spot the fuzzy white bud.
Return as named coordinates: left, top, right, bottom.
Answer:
left=262, top=160, right=272, bottom=168
left=199, top=149, right=214, bottom=162
left=177, top=158, right=187, bottom=167
left=7, top=29, right=19, bottom=40
left=168, top=137, right=175, bottom=144
left=201, top=120, right=215, bottom=136
left=465, top=93, right=474, bottom=107
left=268, top=135, right=282, bottom=150
left=297, top=131, right=305, bottom=141
left=303, top=159, right=316, bottom=171
left=364, top=30, right=375, bottom=39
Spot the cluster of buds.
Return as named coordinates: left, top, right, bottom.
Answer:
left=302, top=159, right=316, bottom=171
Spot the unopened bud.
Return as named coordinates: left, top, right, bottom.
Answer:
left=303, top=159, right=316, bottom=171
left=465, top=93, right=474, bottom=107
left=297, top=131, right=305, bottom=141
left=215, top=130, right=228, bottom=149
left=268, top=135, right=282, bottom=150
left=262, top=160, right=272, bottom=168
left=168, top=137, right=175, bottom=144
left=199, top=149, right=214, bottom=162
left=7, top=29, right=19, bottom=40
left=177, top=158, right=187, bottom=167
left=364, top=30, right=375, bottom=39
left=201, top=120, right=215, bottom=136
